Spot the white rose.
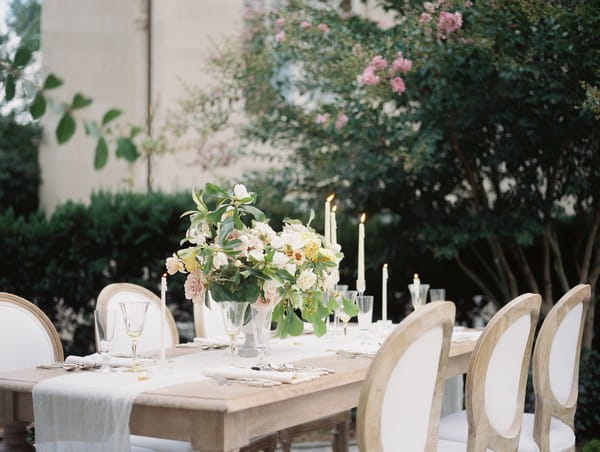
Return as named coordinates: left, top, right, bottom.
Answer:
left=263, top=279, right=282, bottom=292
left=253, top=222, right=276, bottom=242
left=233, top=184, right=250, bottom=200
left=213, top=252, right=228, bottom=269
left=249, top=249, right=264, bottom=262
left=285, top=263, right=297, bottom=276
left=281, top=231, right=304, bottom=250
left=272, top=252, right=288, bottom=267
left=165, top=255, right=183, bottom=275
left=270, top=236, right=284, bottom=250
left=295, top=269, right=317, bottom=291
left=322, top=270, right=338, bottom=291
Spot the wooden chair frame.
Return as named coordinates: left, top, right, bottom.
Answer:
left=532, top=284, right=591, bottom=452
left=96, top=283, right=179, bottom=350
left=465, top=293, right=540, bottom=452
left=0, top=292, right=64, bottom=363
left=356, top=301, right=456, bottom=452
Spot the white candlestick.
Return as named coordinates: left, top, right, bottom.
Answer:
left=413, top=273, right=420, bottom=305
left=357, top=213, right=366, bottom=293
left=160, top=273, right=167, bottom=363
left=382, top=263, right=388, bottom=321
left=331, top=205, right=337, bottom=247
left=325, top=193, right=334, bottom=245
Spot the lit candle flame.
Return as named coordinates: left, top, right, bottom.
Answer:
left=384, top=263, right=388, bottom=269
left=413, top=273, right=419, bottom=280
left=332, top=205, right=337, bottom=213
left=360, top=213, right=366, bottom=223
left=326, top=193, right=335, bottom=203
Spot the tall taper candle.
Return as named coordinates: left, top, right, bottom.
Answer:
left=325, top=193, right=335, bottom=245
left=413, top=273, right=420, bottom=305
left=357, top=213, right=366, bottom=293
left=160, top=273, right=167, bottom=363
left=331, top=205, right=338, bottom=247
left=382, top=263, right=388, bottom=321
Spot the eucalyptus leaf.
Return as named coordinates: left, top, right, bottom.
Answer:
left=94, top=137, right=108, bottom=169
left=56, top=113, right=76, bottom=144
left=13, top=46, right=32, bottom=67
left=71, top=93, right=93, bottom=110
left=5, top=74, right=15, bottom=101
left=115, top=137, right=138, bottom=161
left=102, top=108, right=122, bottom=125
left=29, top=92, right=46, bottom=119
left=43, top=74, right=63, bottom=90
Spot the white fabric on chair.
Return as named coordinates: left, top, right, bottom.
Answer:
left=441, top=376, right=464, bottom=417
left=381, top=326, right=443, bottom=451
left=484, top=314, right=530, bottom=436
left=518, top=413, right=575, bottom=452
left=549, top=303, right=582, bottom=405
left=0, top=301, right=58, bottom=372
left=201, top=295, right=226, bottom=337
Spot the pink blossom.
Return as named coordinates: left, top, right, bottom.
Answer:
left=423, top=2, right=437, bottom=12
left=300, top=20, right=311, bottom=29
left=276, top=17, right=285, bottom=27
left=275, top=30, right=286, bottom=42
left=317, top=23, right=330, bottom=35
left=315, top=113, right=330, bottom=124
left=335, top=112, right=349, bottom=129
left=184, top=271, right=205, bottom=302
left=465, top=0, right=473, bottom=7
left=437, top=11, right=463, bottom=36
left=420, top=12, right=432, bottom=23
left=370, top=55, right=388, bottom=70
left=392, top=55, right=412, bottom=74
left=391, top=77, right=406, bottom=94
left=358, top=66, right=380, bottom=86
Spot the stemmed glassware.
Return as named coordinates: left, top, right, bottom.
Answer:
left=408, top=283, right=430, bottom=310
left=119, top=301, right=150, bottom=371
left=251, top=304, right=273, bottom=367
left=332, top=284, right=348, bottom=335
left=94, top=308, right=116, bottom=373
left=220, top=301, right=249, bottom=364
left=337, top=290, right=358, bottom=340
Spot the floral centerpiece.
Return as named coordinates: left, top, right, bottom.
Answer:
left=166, top=183, right=357, bottom=337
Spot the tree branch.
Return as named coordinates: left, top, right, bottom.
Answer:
left=470, top=245, right=503, bottom=292
left=455, top=252, right=497, bottom=304
left=548, top=224, right=570, bottom=293
left=542, top=233, right=553, bottom=315
left=580, top=206, right=600, bottom=283
left=510, top=243, right=540, bottom=293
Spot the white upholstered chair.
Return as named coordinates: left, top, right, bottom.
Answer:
left=518, top=284, right=591, bottom=452
left=192, top=292, right=226, bottom=338
left=96, top=283, right=179, bottom=355
left=356, top=301, right=460, bottom=451
left=437, top=293, right=541, bottom=451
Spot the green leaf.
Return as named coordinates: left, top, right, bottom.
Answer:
left=286, top=311, right=305, bottom=336
left=71, top=93, right=93, bottom=109
left=29, top=92, right=46, bottom=119
left=239, top=205, right=267, bottom=221
left=101, top=108, right=122, bottom=125
left=205, top=183, right=230, bottom=198
left=343, top=296, right=360, bottom=317
left=5, top=74, right=15, bottom=101
left=115, top=137, right=138, bottom=162
left=56, top=113, right=76, bottom=144
left=43, top=74, right=63, bottom=90
left=84, top=121, right=101, bottom=139
left=129, top=126, right=142, bottom=138
left=94, top=137, right=108, bottom=169
left=13, top=46, right=32, bottom=67
left=312, top=317, right=327, bottom=337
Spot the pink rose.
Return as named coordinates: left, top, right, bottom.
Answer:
left=420, top=12, right=432, bottom=23
left=391, top=77, right=406, bottom=94
left=317, top=23, right=330, bottom=35
left=437, top=11, right=463, bottom=36
left=316, top=113, right=330, bottom=124
left=335, top=112, right=349, bottom=129
left=358, top=66, right=380, bottom=86
left=184, top=272, right=205, bottom=302
left=275, top=31, right=286, bottom=42
left=392, top=55, right=412, bottom=74
left=370, top=55, right=388, bottom=70
left=276, top=17, right=285, bottom=27
left=300, top=20, right=311, bottom=29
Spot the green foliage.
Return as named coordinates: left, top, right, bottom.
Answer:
left=55, top=113, right=76, bottom=144
left=0, top=114, right=40, bottom=215
left=7, top=0, right=41, bottom=52
left=584, top=440, right=600, bottom=452
left=0, top=192, right=191, bottom=355
left=576, top=348, right=600, bottom=441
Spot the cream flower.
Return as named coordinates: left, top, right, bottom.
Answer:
left=285, top=263, right=297, bottom=276
left=233, top=184, right=250, bottom=200
left=303, top=238, right=321, bottom=259
left=249, top=249, right=265, bottom=262
left=272, top=251, right=289, bottom=267
left=296, top=269, right=317, bottom=290
left=184, top=271, right=205, bottom=302
left=253, top=222, right=276, bottom=243
left=165, top=254, right=184, bottom=275
left=213, top=252, right=228, bottom=269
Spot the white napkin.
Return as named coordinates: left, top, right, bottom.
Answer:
left=203, top=366, right=319, bottom=384
left=334, top=343, right=379, bottom=359
left=193, top=336, right=230, bottom=346
left=452, top=327, right=482, bottom=343
left=65, top=354, right=154, bottom=368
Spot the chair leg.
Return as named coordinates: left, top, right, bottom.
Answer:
left=331, top=411, right=350, bottom=452
left=278, top=429, right=293, bottom=452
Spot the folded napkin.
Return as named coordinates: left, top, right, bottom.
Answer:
left=335, top=343, right=379, bottom=359
left=452, top=327, right=482, bottom=343
left=65, top=354, right=154, bottom=368
left=203, top=366, right=319, bottom=385
left=193, top=336, right=230, bottom=346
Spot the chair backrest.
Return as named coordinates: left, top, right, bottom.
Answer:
left=0, top=293, right=64, bottom=372
left=96, top=283, right=179, bottom=355
left=533, top=284, right=591, bottom=450
left=465, top=293, right=541, bottom=451
left=356, top=301, right=455, bottom=452
left=193, top=292, right=226, bottom=338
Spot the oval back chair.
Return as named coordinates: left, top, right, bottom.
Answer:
left=96, top=283, right=179, bottom=355
left=357, top=301, right=456, bottom=451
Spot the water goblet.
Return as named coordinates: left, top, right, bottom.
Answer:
left=331, top=284, right=348, bottom=335
left=408, top=283, right=430, bottom=310
left=356, top=295, right=374, bottom=332
left=337, top=290, right=357, bottom=340
left=430, top=288, right=446, bottom=302
left=119, top=301, right=150, bottom=371
left=220, top=301, right=249, bottom=364
left=251, top=304, right=273, bottom=367
left=94, top=308, right=116, bottom=373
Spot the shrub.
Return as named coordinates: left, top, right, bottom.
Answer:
left=577, top=348, right=600, bottom=441
left=584, top=439, right=600, bottom=452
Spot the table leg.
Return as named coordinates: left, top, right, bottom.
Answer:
left=0, top=422, right=34, bottom=452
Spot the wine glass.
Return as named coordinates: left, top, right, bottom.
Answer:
left=251, top=304, right=273, bottom=368
left=337, top=290, right=357, bottom=340
left=119, top=301, right=150, bottom=371
left=220, top=301, right=249, bottom=364
left=332, top=284, right=349, bottom=335
left=94, top=308, right=116, bottom=373
left=408, top=283, right=430, bottom=310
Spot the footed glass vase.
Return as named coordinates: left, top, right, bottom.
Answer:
left=218, top=301, right=249, bottom=364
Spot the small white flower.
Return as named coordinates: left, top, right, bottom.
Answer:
left=233, top=184, right=250, bottom=200
left=263, top=279, right=282, bottom=292
left=285, top=263, right=297, bottom=276
left=296, top=269, right=317, bottom=290
left=213, top=252, right=228, bottom=269
left=234, top=259, right=243, bottom=267
left=253, top=222, right=276, bottom=243
left=249, top=249, right=265, bottom=262
left=272, top=251, right=289, bottom=267
left=322, top=270, right=338, bottom=291
left=165, top=255, right=183, bottom=275
left=270, top=236, right=284, bottom=250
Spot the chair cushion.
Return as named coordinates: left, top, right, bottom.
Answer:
left=130, top=435, right=192, bottom=452
left=519, top=413, right=575, bottom=452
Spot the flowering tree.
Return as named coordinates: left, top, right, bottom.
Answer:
left=174, top=0, right=600, bottom=344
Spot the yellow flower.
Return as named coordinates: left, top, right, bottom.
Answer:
left=180, top=248, right=200, bottom=272
left=318, top=248, right=336, bottom=263
left=303, top=238, right=321, bottom=259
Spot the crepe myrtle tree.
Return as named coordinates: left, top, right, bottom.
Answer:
left=171, top=0, right=600, bottom=344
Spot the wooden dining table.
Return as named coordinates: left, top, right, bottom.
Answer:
left=0, top=336, right=476, bottom=452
